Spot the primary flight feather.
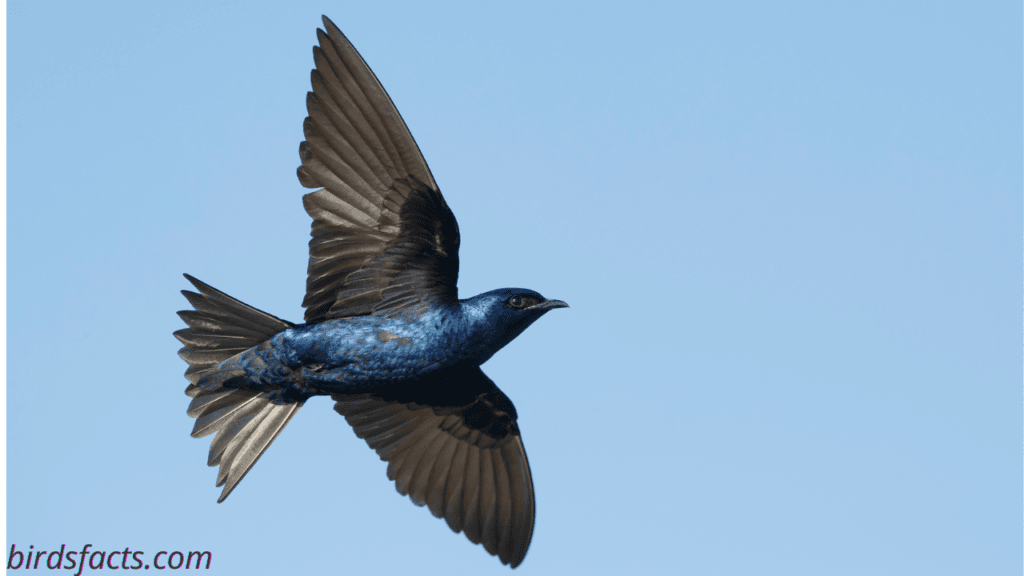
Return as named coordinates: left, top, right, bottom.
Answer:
left=174, top=15, right=567, bottom=568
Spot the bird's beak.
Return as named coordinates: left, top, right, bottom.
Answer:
left=530, top=299, right=569, bottom=311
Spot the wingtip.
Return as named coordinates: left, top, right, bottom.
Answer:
left=321, top=14, right=340, bottom=35
left=182, top=272, right=201, bottom=286
left=182, top=273, right=209, bottom=292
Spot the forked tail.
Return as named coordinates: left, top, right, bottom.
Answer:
left=174, top=273, right=302, bottom=502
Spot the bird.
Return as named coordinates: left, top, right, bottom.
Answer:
left=173, top=15, right=567, bottom=569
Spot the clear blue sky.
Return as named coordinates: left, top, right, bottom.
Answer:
left=8, top=1, right=1021, bottom=574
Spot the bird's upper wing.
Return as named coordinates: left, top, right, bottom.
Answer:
left=297, top=16, right=459, bottom=322
left=332, top=368, right=535, bottom=568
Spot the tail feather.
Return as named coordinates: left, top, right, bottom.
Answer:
left=189, top=389, right=258, bottom=437
left=174, top=274, right=303, bottom=502
left=213, top=401, right=302, bottom=502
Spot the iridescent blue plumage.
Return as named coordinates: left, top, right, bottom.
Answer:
left=174, top=16, right=566, bottom=570
left=220, top=289, right=566, bottom=396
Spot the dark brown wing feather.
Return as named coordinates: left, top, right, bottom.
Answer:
left=298, top=16, right=459, bottom=322
left=332, top=368, right=535, bottom=568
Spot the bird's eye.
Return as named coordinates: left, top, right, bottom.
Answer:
left=508, top=295, right=539, bottom=309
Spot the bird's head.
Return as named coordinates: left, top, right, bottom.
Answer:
left=459, top=288, right=569, bottom=360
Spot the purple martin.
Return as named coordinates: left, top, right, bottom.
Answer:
left=174, top=15, right=566, bottom=568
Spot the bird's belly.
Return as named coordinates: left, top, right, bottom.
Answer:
left=278, top=318, right=459, bottom=393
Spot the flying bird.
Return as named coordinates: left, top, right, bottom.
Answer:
left=174, top=15, right=566, bottom=568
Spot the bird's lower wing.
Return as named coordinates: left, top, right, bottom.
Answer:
left=332, top=368, right=534, bottom=568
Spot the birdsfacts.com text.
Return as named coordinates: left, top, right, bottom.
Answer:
left=7, top=544, right=212, bottom=572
